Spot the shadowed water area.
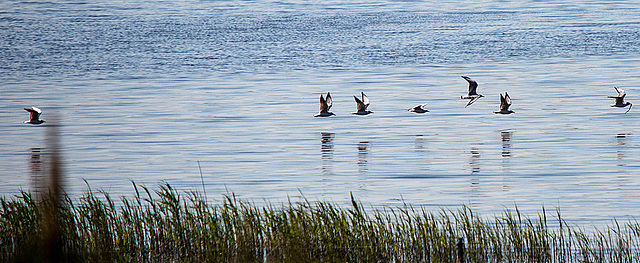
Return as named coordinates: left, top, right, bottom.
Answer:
left=1, top=0, right=640, bottom=227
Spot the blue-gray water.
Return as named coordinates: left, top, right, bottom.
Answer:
left=2, top=0, right=640, bottom=226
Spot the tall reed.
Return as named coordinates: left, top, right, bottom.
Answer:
left=1, top=184, right=639, bottom=262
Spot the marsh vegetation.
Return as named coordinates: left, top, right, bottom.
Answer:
left=1, top=183, right=639, bottom=262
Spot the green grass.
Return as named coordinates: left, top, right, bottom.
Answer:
left=1, top=182, right=639, bottom=262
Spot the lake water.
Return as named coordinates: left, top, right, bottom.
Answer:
left=1, top=0, right=640, bottom=227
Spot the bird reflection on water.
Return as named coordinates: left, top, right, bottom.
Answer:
left=500, top=130, right=514, bottom=180
left=501, top=131, right=513, bottom=158
left=357, top=141, right=371, bottom=173
left=468, top=146, right=481, bottom=174
left=615, top=133, right=630, bottom=167
left=30, top=148, right=44, bottom=198
left=414, top=135, right=427, bottom=152
left=320, top=132, right=334, bottom=175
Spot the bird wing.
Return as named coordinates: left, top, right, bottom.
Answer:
left=462, top=76, right=478, bottom=95
left=615, top=87, right=626, bottom=97
left=504, top=92, right=511, bottom=106
left=325, top=92, right=333, bottom=110
left=24, top=107, right=41, bottom=121
left=465, top=96, right=481, bottom=107
left=361, top=92, right=370, bottom=108
left=354, top=95, right=365, bottom=111
left=319, top=94, right=328, bottom=112
left=25, top=107, right=41, bottom=114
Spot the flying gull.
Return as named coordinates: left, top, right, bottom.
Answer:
left=494, top=92, right=514, bottom=114
left=352, top=92, right=373, bottom=115
left=608, top=87, right=632, bottom=113
left=408, top=103, right=429, bottom=113
left=460, top=76, right=484, bottom=107
left=24, top=106, right=46, bottom=125
left=314, top=92, right=335, bottom=117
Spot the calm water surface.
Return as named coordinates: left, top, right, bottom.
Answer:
left=1, top=0, right=640, bottom=226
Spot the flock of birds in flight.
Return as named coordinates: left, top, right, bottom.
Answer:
left=21, top=76, right=633, bottom=125
left=314, top=76, right=633, bottom=117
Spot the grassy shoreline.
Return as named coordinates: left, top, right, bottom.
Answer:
left=1, top=182, right=639, bottom=262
